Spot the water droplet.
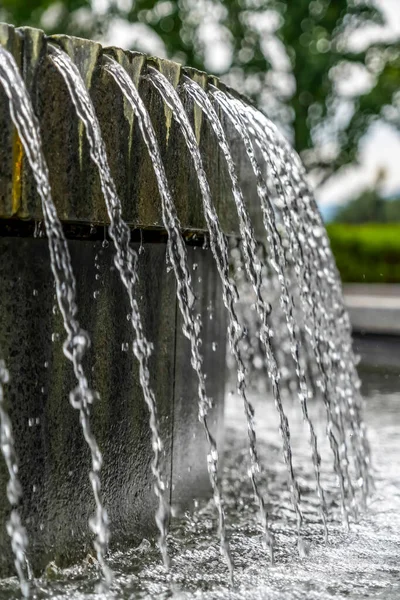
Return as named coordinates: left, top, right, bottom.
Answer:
left=212, top=342, right=218, bottom=352
left=0, top=361, right=10, bottom=384
left=313, top=226, right=323, bottom=238
left=51, top=332, right=60, bottom=343
left=121, top=342, right=129, bottom=352
left=32, top=289, right=38, bottom=297
left=102, top=239, right=109, bottom=249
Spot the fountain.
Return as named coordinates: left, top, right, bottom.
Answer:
left=0, top=22, right=370, bottom=596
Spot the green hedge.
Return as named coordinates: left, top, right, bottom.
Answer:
left=326, top=223, right=400, bottom=283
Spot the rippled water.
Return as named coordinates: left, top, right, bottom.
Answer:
left=0, top=367, right=398, bottom=599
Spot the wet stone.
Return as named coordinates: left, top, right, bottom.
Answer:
left=0, top=236, right=227, bottom=575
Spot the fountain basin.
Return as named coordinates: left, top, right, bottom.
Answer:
left=0, top=23, right=262, bottom=574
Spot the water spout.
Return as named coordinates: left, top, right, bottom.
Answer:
left=210, top=86, right=328, bottom=541
left=0, top=44, right=112, bottom=594
left=49, top=43, right=171, bottom=570
left=242, top=102, right=371, bottom=510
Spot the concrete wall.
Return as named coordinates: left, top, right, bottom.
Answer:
left=0, top=235, right=226, bottom=574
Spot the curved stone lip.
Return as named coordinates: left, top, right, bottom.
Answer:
left=0, top=22, right=263, bottom=239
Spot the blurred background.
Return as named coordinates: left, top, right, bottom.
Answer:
left=1, top=0, right=400, bottom=372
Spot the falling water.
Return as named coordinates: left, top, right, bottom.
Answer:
left=49, top=44, right=171, bottom=568
left=241, top=103, right=371, bottom=511
left=183, top=77, right=279, bottom=559
left=0, top=32, right=375, bottom=598
left=233, top=101, right=356, bottom=525
left=208, top=86, right=328, bottom=541
left=0, top=45, right=112, bottom=593
left=149, top=62, right=291, bottom=574
left=102, top=56, right=236, bottom=566
left=0, top=356, right=29, bottom=598
left=267, top=120, right=372, bottom=500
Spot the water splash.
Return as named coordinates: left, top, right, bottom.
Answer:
left=148, top=66, right=244, bottom=579
left=240, top=102, right=371, bottom=515
left=0, top=45, right=112, bottom=592
left=49, top=44, right=171, bottom=569
left=103, top=57, right=232, bottom=563
left=183, top=77, right=276, bottom=559
left=0, top=357, right=30, bottom=598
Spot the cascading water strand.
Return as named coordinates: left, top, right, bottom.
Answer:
left=244, top=106, right=352, bottom=527
left=211, top=87, right=327, bottom=543
left=0, top=45, right=112, bottom=593
left=148, top=66, right=268, bottom=579
left=241, top=103, right=371, bottom=516
left=278, top=134, right=372, bottom=501
left=0, top=357, right=30, bottom=598
left=102, top=57, right=234, bottom=565
left=252, top=107, right=371, bottom=504
left=230, top=98, right=352, bottom=521
left=49, top=44, right=171, bottom=569
left=183, top=77, right=277, bottom=559
left=238, top=104, right=355, bottom=527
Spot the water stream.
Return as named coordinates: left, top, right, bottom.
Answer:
left=0, top=45, right=111, bottom=593
left=235, top=100, right=354, bottom=524
left=0, top=355, right=29, bottom=598
left=49, top=44, right=171, bottom=571
left=241, top=103, right=371, bottom=507
left=0, top=39, right=382, bottom=600
left=184, top=78, right=327, bottom=549
left=148, top=66, right=242, bottom=580
left=102, top=56, right=233, bottom=569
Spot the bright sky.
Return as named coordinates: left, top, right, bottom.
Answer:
left=317, top=0, right=400, bottom=207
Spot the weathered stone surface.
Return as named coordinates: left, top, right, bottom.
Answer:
left=172, top=245, right=227, bottom=510
left=0, top=236, right=227, bottom=574
left=0, top=23, right=22, bottom=218
left=0, top=22, right=260, bottom=237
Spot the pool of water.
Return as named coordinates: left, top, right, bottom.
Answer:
left=1, top=367, right=399, bottom=599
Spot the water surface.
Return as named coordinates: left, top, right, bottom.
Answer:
left=0, top=369, right=398, bottom=599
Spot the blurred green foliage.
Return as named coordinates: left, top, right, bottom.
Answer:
left=334, top=192, right=400, bottom=223
left=0, top=0, right=97, bottom=38
left=1, top=0, right=399, bottom=187
left=327, top=223, right=400, bottom=282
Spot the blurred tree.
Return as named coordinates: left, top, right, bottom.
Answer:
left=1, top=0, right=400, bottom=185
left=334, top=168, right=400, bottom=223
left=334, top=191, right=400, bottom=223
left=0, top=0, right=103, bottom=38
left=334, top=188, right=386, bottom=223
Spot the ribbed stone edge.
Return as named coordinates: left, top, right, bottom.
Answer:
left=0, top=22, right=268, bottom=238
